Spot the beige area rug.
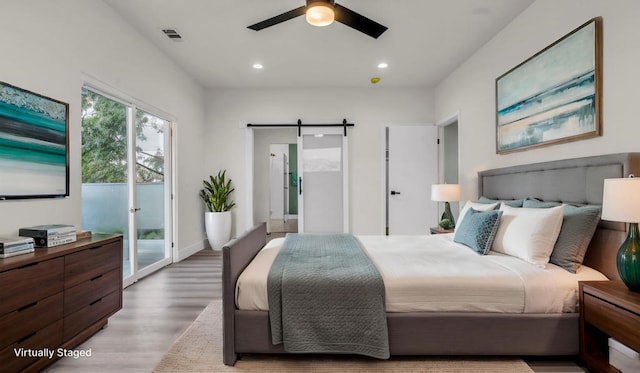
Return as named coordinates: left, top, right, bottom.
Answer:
left=154, top=300, right=534, bottom=373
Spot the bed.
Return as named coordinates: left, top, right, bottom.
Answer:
left=222, top=152, right=640, bottom=366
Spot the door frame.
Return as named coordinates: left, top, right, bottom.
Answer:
left=435, top=112, right=461, bottom=221
left=435, top=112, right=461, bottom=183
left=82, top=76, right=175, bottom=288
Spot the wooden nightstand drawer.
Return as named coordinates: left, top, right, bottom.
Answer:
left=64, top=268, right=120, bottom=316
left=0, top=257, right=64, bottom=317
left=63, top=290, right=120, bottom=340
left=0, top=292, right=63, bottom=350
left=584, top=292, right=640, bottom=352
left=64, top=242, right=120, bottom=288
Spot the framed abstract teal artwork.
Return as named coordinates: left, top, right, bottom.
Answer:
left=496, top=17, right=602, bottom=154
left=0, top=81, right=69, bottom=199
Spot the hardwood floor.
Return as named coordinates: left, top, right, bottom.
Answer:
left=45, top=239, right=586, bottom=372
left=270, top=218, right=298, bottom=234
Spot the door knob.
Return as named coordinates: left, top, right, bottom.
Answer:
left=390, top=190, right=401, bottom=195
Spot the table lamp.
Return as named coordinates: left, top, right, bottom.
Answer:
left=602, top=177, right=640, bottom=291
left=431, top=184, right=461, bottom=230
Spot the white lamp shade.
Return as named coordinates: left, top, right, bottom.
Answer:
left=602, top=178, right=640, bottom=223
left=431, top=184, right=461, bottom=202
left=306, top=2, right=335, bottom=26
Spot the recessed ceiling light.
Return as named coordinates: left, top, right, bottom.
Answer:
left=377, top=62, right=388, bottom=69
left=252, top=63, right=263, bottom=70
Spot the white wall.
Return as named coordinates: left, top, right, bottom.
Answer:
left=205, top=87, right=433, bottom=236
left=0, top=1, right=206, bottom=259
left=435, top=0, right=640, bottom=202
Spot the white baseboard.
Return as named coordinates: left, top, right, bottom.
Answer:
left=174, top=239, right=207, bottom=262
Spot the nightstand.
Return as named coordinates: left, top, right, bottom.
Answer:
left=430, top=226, right=454, bottom=234
left=579, top=281, right=640, bottom=372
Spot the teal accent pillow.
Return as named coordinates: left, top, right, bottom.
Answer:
left=478, top=196, right=524, bottom=207
left=454, top=208, right=503, bottom=255
left=522, top=199, right=601, bottom=273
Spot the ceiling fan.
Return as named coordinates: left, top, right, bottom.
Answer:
left=247, top=0, right=388, bottom=39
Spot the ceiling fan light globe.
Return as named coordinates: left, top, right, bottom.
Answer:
left=306, top=3, right=335, bottom=27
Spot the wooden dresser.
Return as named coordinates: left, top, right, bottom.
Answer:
left=0, top=234, right=123, bottom=373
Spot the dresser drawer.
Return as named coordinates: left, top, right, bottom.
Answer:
left=584, top=292, right=640, bottom=351
left=65, top=242, right=120, bottom=288
left=0, top=319, right=63, bottom=373
left=0, top=292, right=63, bottom=350
left=64, top=268, right=120, bottom=316
left=63, top=290, right=120, bottom=341
left=0, top=257, right=64, bottom=317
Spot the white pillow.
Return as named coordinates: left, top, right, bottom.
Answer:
left=456, top=201, right=499, bottom=231
left=491, top=204, right=564, bottom=267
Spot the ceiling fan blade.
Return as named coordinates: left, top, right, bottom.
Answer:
left=334, top=3, right=387, bottom=39
left=247, top=6, right=306, bottom=31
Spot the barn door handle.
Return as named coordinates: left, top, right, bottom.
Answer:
left=299, top=177, right=303, bottom=195
left=390, top=190, right=401, bottom=195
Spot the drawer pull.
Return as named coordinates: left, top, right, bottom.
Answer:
left=17, top=332, right=36, bottom=344
left=17, top=301, right=38, bottom=312
left=90, top=274, right=103, bottom=281
left=89, top=245, right=104, bottom=250
left=90, top=298, right=103, bottom=306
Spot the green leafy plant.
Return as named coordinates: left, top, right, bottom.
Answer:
left=199, top=170, right=236, bottom=212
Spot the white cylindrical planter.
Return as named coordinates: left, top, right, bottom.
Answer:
left=205, top=211, right=232, bottom=250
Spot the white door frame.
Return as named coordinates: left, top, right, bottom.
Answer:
left=435, top=112, right=461, bottom=220
left=435, top=112, right=461, bottom=183
left=81, top=78, right=175, bottom=289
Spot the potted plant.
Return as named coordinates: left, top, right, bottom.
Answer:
left=200, top=170, right=236, bottom=250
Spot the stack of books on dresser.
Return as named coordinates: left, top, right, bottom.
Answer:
left=0, top=236, right=35, bottom=258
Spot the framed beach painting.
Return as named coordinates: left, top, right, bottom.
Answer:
left=0, top=81, right=69, bottom=199
left=496, top=17, right=602, bottom=154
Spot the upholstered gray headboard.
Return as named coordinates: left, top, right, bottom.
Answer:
left=478, top=153, right=640, bottom=280
left=479, top=153, right=640, bottom=205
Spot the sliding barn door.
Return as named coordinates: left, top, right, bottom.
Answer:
left=297, top=127, right=348, bottom=233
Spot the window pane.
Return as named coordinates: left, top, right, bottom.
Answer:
left=80, top=88, right=131, bottom=277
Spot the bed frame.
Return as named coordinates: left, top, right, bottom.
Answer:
left=222, top=152, right=640, bottom=366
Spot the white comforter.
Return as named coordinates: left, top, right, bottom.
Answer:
left=236, top=234, right=607, bottom=313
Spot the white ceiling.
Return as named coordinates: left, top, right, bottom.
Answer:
left=104, top=0, right=534, bottom=89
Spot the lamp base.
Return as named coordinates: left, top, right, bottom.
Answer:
left=438, top=201, right=455, bottom=230
left=618, top=222, right=640, bottom=292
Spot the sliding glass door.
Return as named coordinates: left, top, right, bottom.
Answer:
left=81, top=87, right=172, bottom=286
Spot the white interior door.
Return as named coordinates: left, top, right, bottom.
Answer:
left=297, top=127, right=348, bottom=233
left=387, top=125, right=439, bottom=234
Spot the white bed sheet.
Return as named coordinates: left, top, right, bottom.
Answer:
left=235, top=234, right=607, bottom=313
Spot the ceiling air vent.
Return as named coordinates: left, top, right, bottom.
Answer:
left=162, top=28, right=183, bottom=42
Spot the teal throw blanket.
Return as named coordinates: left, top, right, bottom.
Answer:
left=268, top=233, right=389, bottom=359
